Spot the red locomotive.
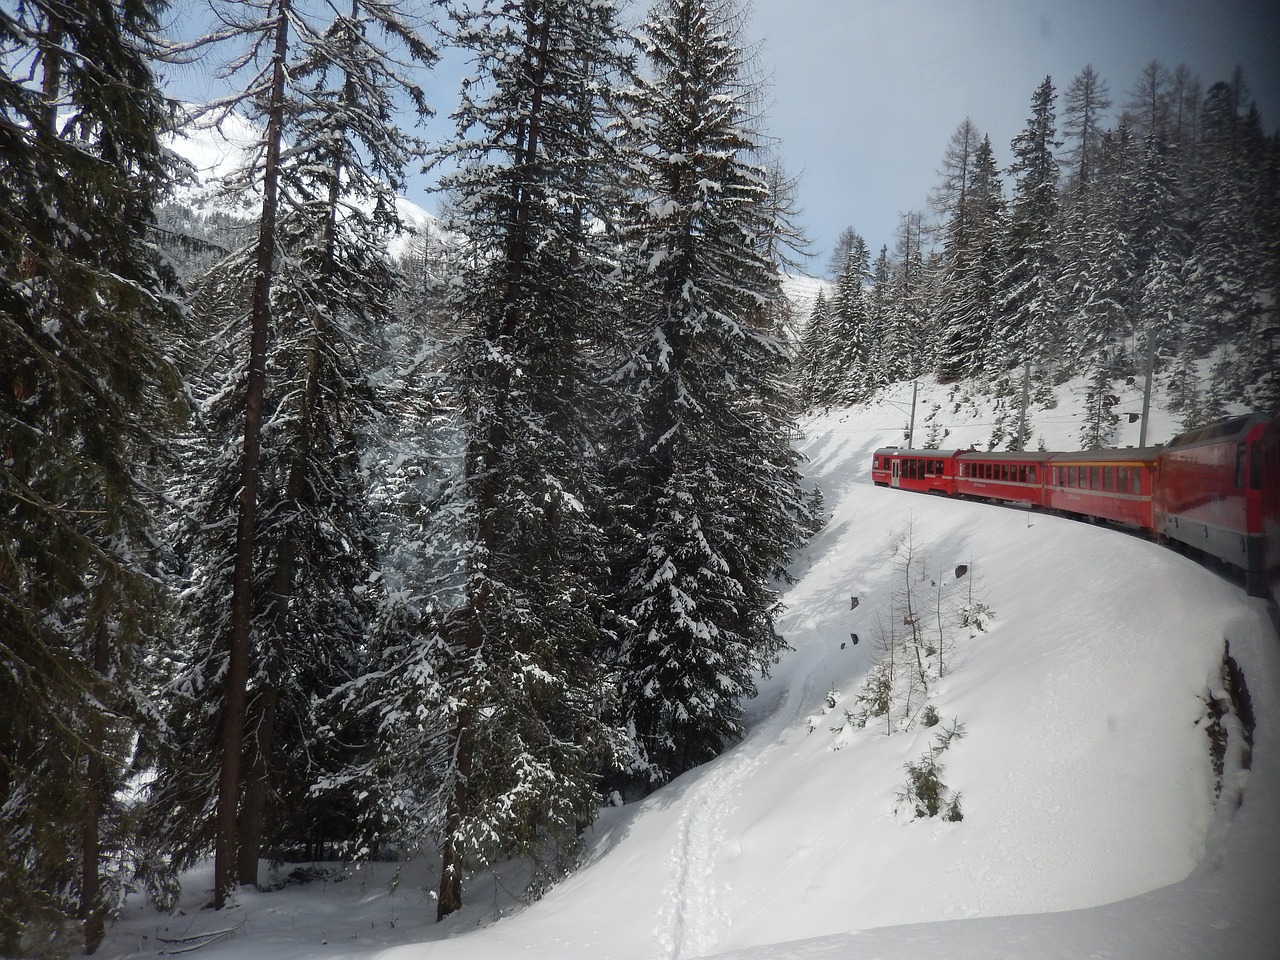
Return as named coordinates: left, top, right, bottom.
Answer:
left=873, top=411, right=1279, bottom=604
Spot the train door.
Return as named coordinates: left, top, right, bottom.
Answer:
left=891, top=457, right=901, bottom=488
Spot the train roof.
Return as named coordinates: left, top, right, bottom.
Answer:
left=877, top=448, right=965, bottom=458
left=956, top=449, right=1056, bottom=462
left=1164, top=412, right=1271, bottom=449
left=1047, top=447, right=1160, bottom=464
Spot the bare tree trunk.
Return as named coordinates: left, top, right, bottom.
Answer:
left=81, top=613, right=109, bottom=953
left=215, top=0, right=291, bottom=909
left=436, top=713, right=472, bottom=921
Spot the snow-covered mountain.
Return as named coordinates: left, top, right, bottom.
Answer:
left=162, top=110, right=830, bottom=307
left=161, top=108, right=445, bottom=258
left=100, top=380, right=1279, bottom=960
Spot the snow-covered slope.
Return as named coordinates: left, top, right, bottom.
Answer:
left=781, top=272, right=829, bottom=325
left=101, top=380, right=1279, bottom=960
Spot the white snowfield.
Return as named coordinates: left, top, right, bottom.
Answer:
left=106, top=388, right=1280, bottom=960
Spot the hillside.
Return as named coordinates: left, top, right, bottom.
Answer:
left=100, top=380, right=1280, bottom=960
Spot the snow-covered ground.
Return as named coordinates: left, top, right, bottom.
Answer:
left=101, top=382, right=1279, bottom=960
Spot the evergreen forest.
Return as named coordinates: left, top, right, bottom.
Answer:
left=1, top=0, right=1276, bottom=955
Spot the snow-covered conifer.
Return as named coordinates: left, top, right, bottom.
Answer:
left=145, top=0, right=437, bottom=904
left=0, top=0, right=184, bottom=950
left=610, top=0, right=805, bottom=785
left=997, top=76, right=1063, bottom=377
left=376, top=0, right=630, bottom=920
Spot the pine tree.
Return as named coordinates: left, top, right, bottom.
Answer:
left=1124, top=60, right=1172, bottom=142
left=1079, top=360, right=1120, bottom=449
left=827, top=233, right=874, bottom=400
left=884, top=210, right=930, bottom=379
left=1130, top=127, right=1190, bottom=385
left=935, top=131, right=1004, bottom=382
left=1058, top=122, right=1135, bottom=371
left=144, top=0, right=436, bottom=905
left=796, top=288, right=832, bottom=407
left=385, top=0, right=630, bottom=920
left=997, top=76, right=1062, bottom=375
left=611, top=0, right=804, bottom=786
left=0, top=0, right=183, bottom=951
left=1061, top=65, right=1112, bottom=194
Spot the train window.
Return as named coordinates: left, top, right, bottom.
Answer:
left=1117, top=466, right=1127, bottom=492
left=1235, top=443, right=1246, bottom=488
left=1102, top=466, right=1113, bottom=490
left=1028, top=465, right=1036, bottom=484
left=1089, top=466, right=1099, bottom=489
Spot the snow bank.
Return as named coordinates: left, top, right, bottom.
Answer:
left=102, top=386, right=1279, bottom=960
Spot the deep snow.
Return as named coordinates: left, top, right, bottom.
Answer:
left=100, top=378, right=1280, bottom=960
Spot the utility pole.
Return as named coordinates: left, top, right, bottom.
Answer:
left=906, top=379, right=918, bottom=448
left=1015, top=358, right=1031, bottom=451
left=1139, top=324, right=1157, bottom=448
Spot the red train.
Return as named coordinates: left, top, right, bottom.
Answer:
left=872, top=412, right=1278, bottom=605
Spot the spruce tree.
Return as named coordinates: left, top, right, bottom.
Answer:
left=796, top=289, right=832, bottom=407
left=611, top=0, right=804, bottom=785
left=376, top=0, right=630, bottom=920
left=827, top=233, right=874, bottom=400
left=0, top=0, right=183, bottom=950
left=145, top=0, right=436, bottom=904
left=997, top=76, right=1062, bottom=376
left=935, top=131, right=1005, bottom=382
left=884, top=210, right=930, bottom=379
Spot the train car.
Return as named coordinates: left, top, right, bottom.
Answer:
left=1044, top=448, right=1161, bottom=530
left=954, top=451, right=1054, bottom=508
left=872, top=447, right=962, bottom=496
left=871, top=447, right=896, bottom=487
left=871, top=411, right=1277, bottom=603
left=1156, top=412, right=1271, bottom=596
left=1257, top=411, right=1280, bottom=612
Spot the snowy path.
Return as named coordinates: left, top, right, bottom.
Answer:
left=656, top=645, right=831, bottom=959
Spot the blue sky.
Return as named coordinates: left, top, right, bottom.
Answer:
left=748, top=0, right=1280, bottom=274
left=161, top=0, right=1280, bottom=279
